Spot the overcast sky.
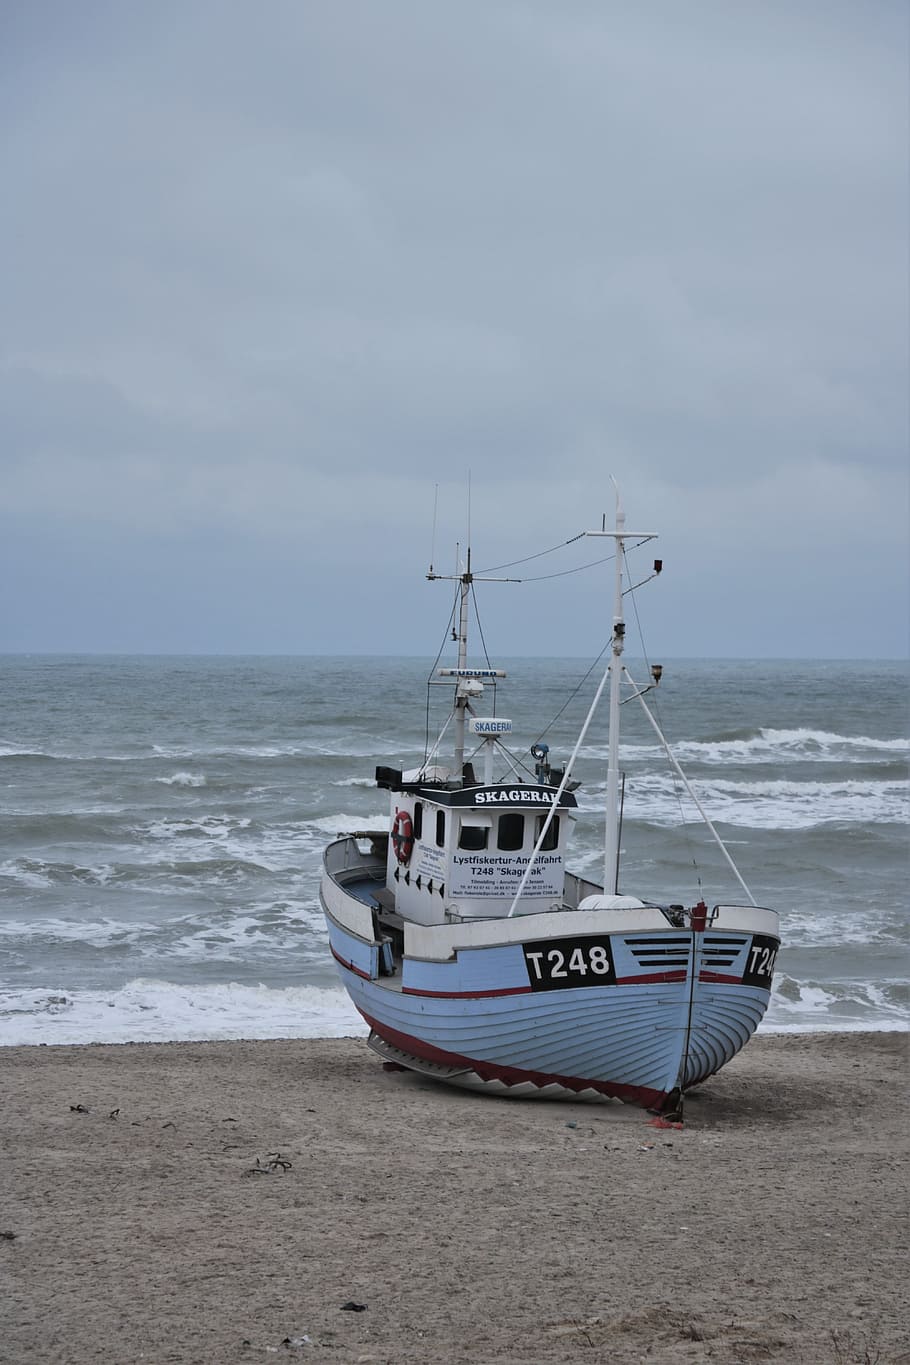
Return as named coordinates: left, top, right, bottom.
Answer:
left=2, top=1, right=907, bottom=658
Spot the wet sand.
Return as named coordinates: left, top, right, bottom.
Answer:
left=1, top=1031, right=907, bottom=1364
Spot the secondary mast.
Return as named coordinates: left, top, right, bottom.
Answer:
left=453, top=548, right=471, bottom=777
left=428, top=546, right=508, bottom=785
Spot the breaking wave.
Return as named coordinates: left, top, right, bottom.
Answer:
left=0, top=979, right=367, bottom=1045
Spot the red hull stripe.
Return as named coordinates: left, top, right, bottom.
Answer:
left=698, top=971, right=745, bottom=985
left=330, top=945, right=371, bottom=981
left=403, top=971, right=688, bottom=997
left=615, top=970, right=687, bottom=986
left=359, top=1010, right=669, bottom=1110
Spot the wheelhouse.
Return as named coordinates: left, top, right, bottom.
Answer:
left=376, top=766, right=578, bottom=925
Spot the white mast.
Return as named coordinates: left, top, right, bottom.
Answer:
left=605, top=494, right=625, bottom=894
left=587, top=482, right=657, bottom=894
left=453, top=547, right=471, bottom=778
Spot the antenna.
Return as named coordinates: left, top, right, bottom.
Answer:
left=466, top=469, right=472, bottom=550
left=428, top=483, right=439, bottom=577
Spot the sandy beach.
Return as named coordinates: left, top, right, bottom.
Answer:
left=1, top=1031, right=907, bottom=1364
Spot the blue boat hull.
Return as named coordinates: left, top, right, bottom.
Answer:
left=322, top=886, right=777, bottom=1109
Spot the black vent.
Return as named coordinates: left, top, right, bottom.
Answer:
left=376, top=766, right=403, bottom=790
left=624, top=937, right=691, bottom=969
left=701, top=935, right=748, bottom=968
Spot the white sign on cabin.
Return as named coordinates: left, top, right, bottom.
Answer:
left=467, top=717, right=513, bottom=735
left=415, top=844, right=446, bottom=879
left=449, top=852, right=563, bottom=900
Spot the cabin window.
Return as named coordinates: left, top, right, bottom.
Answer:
left=435, top=810, right=446, bottom=847
left=412, top=802, right=423, bottom=840
left=458, top=821, right=489, bottom=851
left=536, top=813, right=560, bottom=851
left=497, top=812, right=525, bottom=851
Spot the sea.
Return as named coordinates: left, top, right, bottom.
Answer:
left=1, top=654, right=907, bottom=1046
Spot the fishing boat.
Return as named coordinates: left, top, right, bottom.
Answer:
left=320, top=489, right=780, bottom=1113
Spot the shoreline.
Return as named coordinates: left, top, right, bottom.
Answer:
left=2, top=1030, right=908, bottom=1364
left=3, top=1018, right=910, bottom=1048
left=3, top=1015, right=908, bottom=1051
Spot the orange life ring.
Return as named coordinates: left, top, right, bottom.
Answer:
left=391, top=809, right=414, bottom=864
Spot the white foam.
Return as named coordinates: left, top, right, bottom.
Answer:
left=142, top=815, right=252, bottom=840
left=783, top=908, right=901, bottom=948
left=149, top=737, right=409, bottom=760
left=0, top=897, right=326, bottom=960
left=160, top=905, right=326, bottom=961
left=574, top=772, right=909, bottom=829
left=763, top=974, right=910, bottom=1032
left=309, top=813, right=389, bottom=834
left=0, top=979, right=369, bottom=1045
left=0, top=745, right=146, bottom=762
left=0, top=859, right=54, bottom=889
left=582, top=728, right=909, bottom=766
left=151, top=743, right=306, bottom=759
left=312, top=738, right=415, bottom=759
left=155, top=771, right=207, bottom=787
left=1, top=975, right=904, bottom=1045
left=135, top=815, right=280, bottom=868
left=0, top=859, right=123, bottom=891
left=0, top=816, right=338, bottom=882
left=692, top=776, right=908, bottom=829
left=0, top=914, right=160, bottom=943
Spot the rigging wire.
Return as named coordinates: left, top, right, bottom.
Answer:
left=423, top=585, right=460, bottom=764
left=624, top=548, right=703, bottom=897
left=469, top=579, right=494, bottom=670
left=489, top=739, right=538, bottom=783
left=533, top=641, right=611, bottom=747
left=528, top=538, right=653, bottom=745
left=516, top=552, right=617, bottom=582
left=468, top=579, right=500, bottom=715
left=477, top=537, right=653, bottom=584
left=475, top=532, right=585, bottom=575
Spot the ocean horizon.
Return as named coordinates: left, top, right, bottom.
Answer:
left=2, top=653, right=907, bottom=1045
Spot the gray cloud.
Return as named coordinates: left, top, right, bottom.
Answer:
left=1, top=0, right=907, bottom=655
